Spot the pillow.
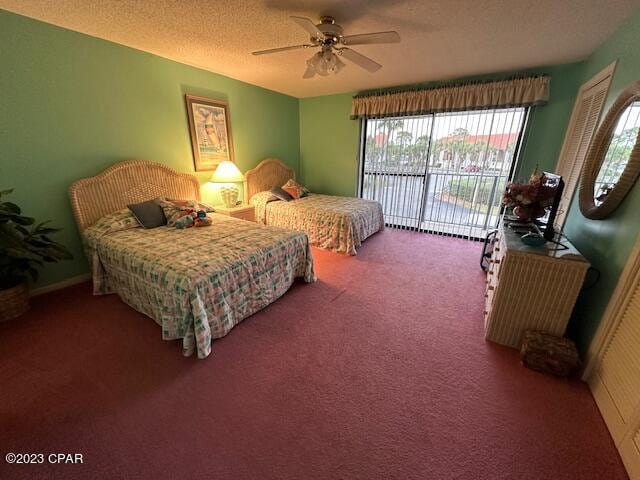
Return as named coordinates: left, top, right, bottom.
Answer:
left=87, top=208, right=141, bottom=236
left=159, top=199, right=215, bottom=226
left=282, top=179, right=309, bottom=198
left=128, top=199, right=167, bottom=229
left=270, top=186, right=293, bottom=202
left=250, top=191, right=278, bottom=205
left=282, top=186, right=301, bottom=200
left=167, top=199, right=215, bottom=212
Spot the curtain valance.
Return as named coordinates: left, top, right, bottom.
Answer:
left=351, top=76, right=550, bottom=118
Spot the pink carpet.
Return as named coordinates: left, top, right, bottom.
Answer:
left=0, top=229, right=627, bottom=480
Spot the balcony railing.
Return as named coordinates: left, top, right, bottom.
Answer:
left=362, top=168, right=507, bottom=239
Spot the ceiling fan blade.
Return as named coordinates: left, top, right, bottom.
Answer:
left=252, top=44, right=314, bottom=56
left=341, top=31, right=400, bottom=46
left=302, top=63, right=316, bottom=79
left=338, top=48, right=382, bottom=72
left=290, top=16, right=325, bottom=40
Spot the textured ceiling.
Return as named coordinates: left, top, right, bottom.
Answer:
left=1, top=0, right=639, bottom=98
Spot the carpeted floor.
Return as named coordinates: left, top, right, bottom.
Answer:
left=0, top=229, right=628, bottom=480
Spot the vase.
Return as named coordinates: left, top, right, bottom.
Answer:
left=513, top=205, right=547, bottom=222
left=513, top=205, right=533, bottom=221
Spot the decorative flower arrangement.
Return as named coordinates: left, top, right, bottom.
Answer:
left=503, top=172, right=557, bottom=221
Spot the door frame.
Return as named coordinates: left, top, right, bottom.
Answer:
left=583, top=231, right=640, bottom=379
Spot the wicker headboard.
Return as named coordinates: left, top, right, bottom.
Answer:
left=69, top=160, right=201, bottom=231
left=243, top=158, right=296, bottom=204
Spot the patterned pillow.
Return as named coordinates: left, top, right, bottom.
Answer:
left=87, top=208, right=141, bottom=236
left=250, top=191, right=278, bottom=204
left=282, top=186, right=301, bottom=200
left=270, top=186, right=293, bottom=202
left=159, top=199, right=215, bottom=226
left=282, top=179, right=309, bottom=198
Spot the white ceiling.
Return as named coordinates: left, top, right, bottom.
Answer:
left=1, top=0, right=639, bottom=98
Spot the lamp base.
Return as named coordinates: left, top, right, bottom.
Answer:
left=220, top=185, right=239, bottom=208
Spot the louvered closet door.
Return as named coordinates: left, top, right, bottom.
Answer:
left=619, top=425, right=640, bottom=479
left=592, top=283, right=640, bottom=439
left=588, top=250, right=640, bottom=479
left=554, top=64, right=614, bottom=227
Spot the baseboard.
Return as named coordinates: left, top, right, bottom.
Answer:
left=30, top=273, right=92, bottom=297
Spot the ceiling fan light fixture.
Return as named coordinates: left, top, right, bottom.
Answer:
left=329, top=54, right=345, bottom=74
left=306, top=50, right=343, bottom=77
left=323, top=50, right=340, bottom=74
left=308, top=52, right=328, bottom=76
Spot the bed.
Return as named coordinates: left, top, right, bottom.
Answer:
left=69, top=160, right=315, bottom=359
left=244, top=158, right=384, bottom=255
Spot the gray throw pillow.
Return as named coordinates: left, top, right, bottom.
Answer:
left=270, top=186, right=293, bottom=202
left=128, top=198, right=167, bottom=228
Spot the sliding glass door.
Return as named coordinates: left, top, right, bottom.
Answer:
left=359, top=107, right=528, bottom=239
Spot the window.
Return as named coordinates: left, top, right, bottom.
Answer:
left=360, top=107, right=528, bottom=239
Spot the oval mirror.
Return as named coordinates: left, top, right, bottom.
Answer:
left=579, top=81, right=640, bottom=219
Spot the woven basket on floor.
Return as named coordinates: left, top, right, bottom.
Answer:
left=0, top=283, right=30, bottom=321
left=520, top=330, right=580, bottom=377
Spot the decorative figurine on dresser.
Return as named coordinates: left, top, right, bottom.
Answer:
left=481, top=171, right=590, bottom=348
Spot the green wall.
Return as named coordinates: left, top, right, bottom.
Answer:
left=298, top=64, right=585, bottom=196
left=564, top=8, right=640, bottom=351
left=0, top=10, right=300, bottom=288
left=299, top=93, right=361, bottom=196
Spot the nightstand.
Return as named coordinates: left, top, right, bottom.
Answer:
left=214, top=204, right=255, bottom=222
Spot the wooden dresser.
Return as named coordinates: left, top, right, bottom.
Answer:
left=484, top=222, right=590, bottom=348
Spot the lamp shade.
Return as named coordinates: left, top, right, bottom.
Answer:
left=210, top=161, right=244, bottom=183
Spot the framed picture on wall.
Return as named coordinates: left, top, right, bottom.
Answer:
left=185, top=95, right=234, bottom=171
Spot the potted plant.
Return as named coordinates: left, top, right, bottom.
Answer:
left=0, top=189, right=72, bottom=321
left=503, top=172, right=556, bottom=222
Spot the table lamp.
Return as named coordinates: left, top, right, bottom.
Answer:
left=210, top=161, right=244, bottom=208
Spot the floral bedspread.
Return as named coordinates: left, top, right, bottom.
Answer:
left=83, top=211, right=315, bottom=358
left=251, top=193, right=384, bottom=255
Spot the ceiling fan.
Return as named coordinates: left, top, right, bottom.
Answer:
left=251, top=16, right=400, bottom=78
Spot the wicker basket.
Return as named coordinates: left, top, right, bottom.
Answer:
left=0, top=283, right=30, bottom=321
left=520, top=330, right=580, bottom=377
